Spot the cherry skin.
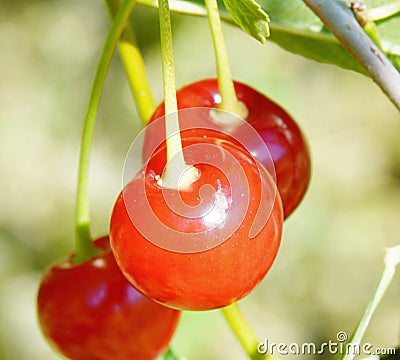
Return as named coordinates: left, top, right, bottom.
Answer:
left=37, top=236, right=180, bottom=360
left=143, top=79, right=311, bottom=218
left=111, top=136, right=283, bottom=311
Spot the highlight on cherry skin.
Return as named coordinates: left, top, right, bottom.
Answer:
left=110, top=131, right=284, bottom=311
left=143, top=79, right=311, bottom=218
left=36, top=236, right=180, bottom=360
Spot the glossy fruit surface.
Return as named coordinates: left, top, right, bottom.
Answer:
left=37, top=236, right=180, bottom=360
left=143, top=79, right=311, bottom=218
left=111, top=136, right=283, bottom=310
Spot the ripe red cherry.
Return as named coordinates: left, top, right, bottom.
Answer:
left=37, top=236, right=180, bottom=360
left=111, top=136, right=283, bottom=311
left=144, top=79, right=311, bottom=218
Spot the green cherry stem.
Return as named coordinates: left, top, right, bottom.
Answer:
left=222, top=303, right=273, bottom=360
left=158, top=0, right=178, bottom=117
left=158, top=0, right=197, bottom=188
left=163, top=347, right=180, bottom=360
left=205, top=0, right=248, bottom=121
left=105, top=0, right=156, bottom=125
left=74, top=0, right=137, bottom=264
left=206, top=2, right=270, bottom=357
left=338, top=244, right=400, bottom=360
left=104, top=3, right=182, bottom=358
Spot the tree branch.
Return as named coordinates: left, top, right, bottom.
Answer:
left=303, top=0, right=400, bottom=111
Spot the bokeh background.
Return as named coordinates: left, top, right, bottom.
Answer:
left=0, top=1, right=399, bottom=359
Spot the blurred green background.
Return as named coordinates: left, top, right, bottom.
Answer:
left=1, top=0, right=399, bottom=359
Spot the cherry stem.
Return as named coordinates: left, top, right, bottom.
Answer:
left=74, top=0, right=137, bottom=264
left=105, top=0, right=156, bottom=125
left=205, top=0, right=248, bottom=120
left=158, top=0, right=197, bottom=188
left=163, top=347, right=180, bottom=360
left=222, top=303, right=273, bottom=360
left=337, top=244, right=400, bottom=360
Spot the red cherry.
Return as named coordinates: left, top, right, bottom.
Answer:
left=37, top=236, right=180, bottom=360
left=111, top=136, right=283, bottom=310
left=143, top=79, right=311, bottom=218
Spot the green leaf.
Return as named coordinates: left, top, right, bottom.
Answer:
left=259, top=0, right=400, bottom=73
left=139, top=0, right=400, bottom=74
left=222, top=0, right=270, bottom=43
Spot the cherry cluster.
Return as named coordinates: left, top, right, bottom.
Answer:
left=37, top=78, right=311, bottom=359
left=111, top=79, right=311, bottom=311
